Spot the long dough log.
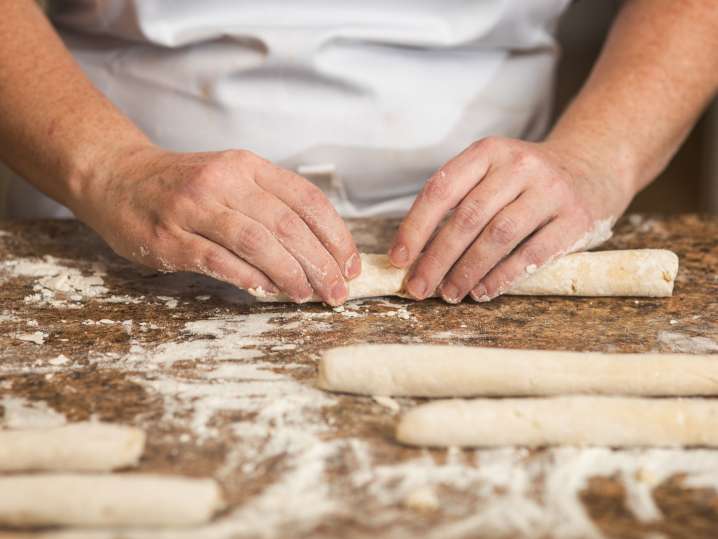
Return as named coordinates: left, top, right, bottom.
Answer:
left=0, top=474, right=225, bottom=528
left=396, top=396, right=718, bottom=448
left=250, top=250, right=678, bottom=302
left=318, top=345, right=718, bottom=397
left=0, top=422, right=145, bottom=472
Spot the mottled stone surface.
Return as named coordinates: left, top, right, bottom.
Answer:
left=1, top=215, right=718, bottom=539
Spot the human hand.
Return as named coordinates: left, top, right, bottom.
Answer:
left=71, top=146, right=361, bottom=305
left=388, top=137, right=635, bottom=303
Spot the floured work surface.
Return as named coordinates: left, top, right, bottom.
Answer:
left=1, top=215, right=718, bottom=539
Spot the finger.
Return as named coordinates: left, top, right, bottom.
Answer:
left=240, top=190, right=349, bottom=306
left=388, top=139, right=495, bottom=269
left=439, top=193, right=554, bottom=303
left=470, top=216, right=582, bottom=301
left=254, top=164, right=361, bottom=280
left=193, top=208, right=314, bottom=303
left=404, top=170, right=525, bottom=300
left=172, top=232, right=278, bottom=294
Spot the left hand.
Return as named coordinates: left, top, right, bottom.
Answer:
left=388, top=136, right=636, bottom=303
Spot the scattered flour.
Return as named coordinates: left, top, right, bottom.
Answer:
left=14, top=331, right=48, bottom=345
left=272, top=343, right=298, bottom=351
left=0, top=256, right=108, bottom=308
left=48, top=354, right=71, bottom=366
left=403, top=485, right=440, bottom=512
left=380, top=306, right=413, bottom=321
left=373, top=396, right=401, bottom=413
left=0, top=396, right=66, bottom=429
left=656, top=331, right=718, bottom=353
left=0, top=311, right=18, bottom=323
left=157, top=296, right=179, bottom=309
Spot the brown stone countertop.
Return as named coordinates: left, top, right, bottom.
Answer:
left=1, top=214, right=718, bottom=539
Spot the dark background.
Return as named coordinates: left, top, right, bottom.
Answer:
left=556, top=0, right=717, bottom=213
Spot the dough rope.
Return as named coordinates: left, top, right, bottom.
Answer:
left=251, top=250, right=678, bottom=302
left=318, top=344, right=718, bottom=397
left=0, top=474, right=226, bottom=528
left=396, top=396, right=718, bottom=448
left=0, top=422, right=145, bottom=472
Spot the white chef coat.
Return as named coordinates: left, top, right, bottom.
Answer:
left=6, top=0, right=571, bottom=219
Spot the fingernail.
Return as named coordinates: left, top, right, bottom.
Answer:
left=330, top=279, right=348, bottom=305
left=294, top=286, right=314, bottom=304
left=471, top=283, right=490, bottom=302
left=407, top=276, right=427, bottom=299
left=440, top=283, right=462, bottom=304
left=389, top=244, right=409, bottom=267
left=344, top=253, right=361, bottom=279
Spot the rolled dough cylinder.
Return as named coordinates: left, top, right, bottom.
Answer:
left=318, top=344, right=718, bottom=397
left=0, top=474, right=225, bottom=528
left=0, top=422, right=145, bottom=472
left=396, top=396, right=718, bottom=448
left=250, top=250, right=678, bottom=302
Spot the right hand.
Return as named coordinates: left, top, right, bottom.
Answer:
left=70, top=146, right=361, bottom=305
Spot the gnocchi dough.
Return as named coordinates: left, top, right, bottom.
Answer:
left=396, top=396, right=718, bottom=448
left=0, top=422, right=145, bottom=472
left=0, top=474, right=225, bottom=528
left=250, top=250, right=678, bottom=302
left=318, top=344, right=718, bottom=397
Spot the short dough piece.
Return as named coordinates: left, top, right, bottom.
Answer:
left=251, top=250, right=678, bottom=302
left=0, top=422, right=145, bottom=472
left=397, top=396, right=718, bottom=447
left=318, top=344, right=718, bottom=397
left=0, top=474, right=225, bottom=528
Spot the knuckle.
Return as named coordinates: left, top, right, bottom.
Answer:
left=275, top=210, right=304, bottom=239
left=546, top=175, right=572, bottom=200
left=299, top=183, right=329, bottom=210
left=487, top=214, right=518, bottom=245
left=236, top=222, right=267, bottom=257
left=471, top=136, right=500, bottom=154
left=422, top=176, right=451, bottom=204
left=196, top=158, right=227, bottom=184
left=199, top=247, right=226, bottom=276
left=453, top=198, right=485, bottom=233
left=223, top=148, right=257, bottom=165
left=511, top=148, right=540, bottom=171
left=418, top=250, right=444, bottom=274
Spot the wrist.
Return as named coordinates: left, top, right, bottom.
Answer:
left=542, top=128, right=641, bottom=205
left=63, top=140, right=163, bottom=217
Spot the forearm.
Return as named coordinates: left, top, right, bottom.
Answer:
left=0, top=1, right=152, bottom=210
left=547, top=0, right=718, bottom=196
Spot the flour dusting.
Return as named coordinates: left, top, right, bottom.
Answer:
left=567, top=217, right=615, bottom=254
left=1, top=256, right=108, bottom=308
left=0, top=396, right=67, bottom=429
left=657, top=331, right=718, bottom=353
left=14, top=331, right=48, bottom=345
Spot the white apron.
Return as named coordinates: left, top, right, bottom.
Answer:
left=6, top=0, right=571, bottom=218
